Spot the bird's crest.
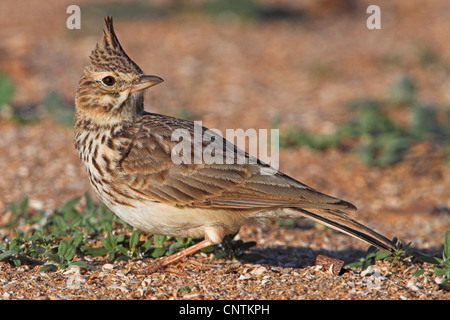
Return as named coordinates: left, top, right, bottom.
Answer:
left=89, top=16, right=142, bottom=74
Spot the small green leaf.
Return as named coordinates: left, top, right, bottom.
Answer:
left=153, top=235, right=166, bottom=248
left=200, top=244, right=216, bottom=253
left=116, top=244, right=129, bottom=256
left=14, top=229, right=26, bottom=241
left=58, top=239, right=69, bottom=257
left=45, top=251, right=62, bottom=263
left=178, top=285, right=194, bottom=292
left=107, top=252, right=116, bottom=261
left=116, top=234, right=127, bottom=244
left=412, top=269, right=425, bottom=277
left=0, top=73, right=15, bottom=106
left=84, top=192, right=95, bottom=212
left=151, top=247, right=166, bottom=258
left=444, top=230, right=450, bottom=260
left=103, top=232, right=117, bottom=251
left=18, top=196, right=29, bottom=216
left=129, top=230, right=140, bottom=250
left=40, top=264, right=57, bottom=272
left=0, top=251, right=16, bottom=261
left=103, top=222, right=113, bottom=234
left=69, top=261, right=88, bottom=269
left=81, top=246, right=109, bottom=257
left=70, top=233, right=84, bottom=248
left=12, top=257, right=22, bottom=267
left=434, top=267, right=447, bottom=276
left=142, top=238, right=153, bottom=253
left=53, top=215, right=68, bottom=233
left=115, top=255, right=130, bottom=262
left=375, top=250, right=392, bottom=261
left=166, top=241, right=187, bottom=255
left=361, top=259, right=371, bottom=271
left=58, top=196, right=81, bottom=214
left=345, top=261, right=363, bottom=269
left=8, top=239, right=21, bottom=252
left=64, top=245, right=76, bottom=262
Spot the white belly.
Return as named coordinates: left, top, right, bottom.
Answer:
left=108, top=201, right=245, bottom=243
left=107, top=200, right=299, bottom=244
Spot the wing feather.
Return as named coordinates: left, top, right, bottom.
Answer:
left=118, top=113, right=356, bottom=211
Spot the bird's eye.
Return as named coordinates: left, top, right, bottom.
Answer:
left=102, top=76, right=116, bottom=86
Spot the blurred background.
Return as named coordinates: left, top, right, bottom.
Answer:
left=0, top=0, right=449, bottom=250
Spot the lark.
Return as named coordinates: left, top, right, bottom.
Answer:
left=74, top=16, right=396, bottom=272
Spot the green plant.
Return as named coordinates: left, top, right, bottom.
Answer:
left=275, top=77, right=450, bottom=167
left=42, top=91, right=75, bottom=127
left=409, top=104, right=443, bottom=138
left=0, top=194, right=117, bottom=270
left=3, top=194, right=30, bottom=229
left=81, top=225, right=147, bottom=261
left=0, top=230, right=31, bottom=267
left=413, top=42, right=439, bottom=68
left=389, top=75, right=416, bottom=106
left=0, top=73, right=15, bottom=107
left=178, top=285, right=195, bottom=293
left=0, top=73, right=43, bottom=124
left=413, top=231, right=450, bottom=285
left=41, top=234, right=88, bottom=271
left=346, top=246, right=392, bottom=271
left=346, top=238, right=410, bottom=271
left=213, top=233, right=260, bottom=262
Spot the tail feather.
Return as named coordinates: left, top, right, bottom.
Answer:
left=290, top=207, right=397, bottom=252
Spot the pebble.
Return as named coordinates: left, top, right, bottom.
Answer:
left=102, top=263, right=114, bottom=271
left=250, top=266, right=267, bottom=276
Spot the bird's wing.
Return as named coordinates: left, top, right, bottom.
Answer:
left=118, top=113, right=356, bottom=211
left=118, top=113, right=398, bottom=252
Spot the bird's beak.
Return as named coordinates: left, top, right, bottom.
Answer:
left=129, top=75, right=164, bottom=93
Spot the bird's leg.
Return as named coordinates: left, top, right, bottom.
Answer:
left=139, top=239, right=215, bottom=274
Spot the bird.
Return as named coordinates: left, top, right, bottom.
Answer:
left=74, top=16, right=396, bottom=272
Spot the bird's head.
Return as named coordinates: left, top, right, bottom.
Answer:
left=75, top=16, right=163, bottom=128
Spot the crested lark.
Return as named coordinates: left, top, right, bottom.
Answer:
left=74, top=17, right=396, bottom=272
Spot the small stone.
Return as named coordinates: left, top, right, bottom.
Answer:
left=250, top=266, right=267, bottom=276
left=102, top=263, right=114, bottom=271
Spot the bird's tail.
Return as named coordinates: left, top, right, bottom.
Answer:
left=290, top=207, right=397, bottom=252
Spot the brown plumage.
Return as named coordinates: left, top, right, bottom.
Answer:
left=74, top=16, right=396, bottom=272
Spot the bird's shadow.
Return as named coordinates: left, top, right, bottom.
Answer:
left=236, top=245, right=368, bottom=269
left=218, top=223, right=375, bottom=268
left=232, top=241, right=445, bottom=269
left=225, top=220, right=444, bottom=269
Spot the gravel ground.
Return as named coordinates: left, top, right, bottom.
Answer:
left=0, top=0, right=449, bottom=302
